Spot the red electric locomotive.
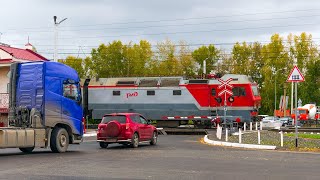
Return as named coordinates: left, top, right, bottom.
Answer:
left=87, top=74, right=261, bottom=128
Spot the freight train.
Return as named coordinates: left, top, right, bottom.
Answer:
left=87, top=74, right=261, bottom=128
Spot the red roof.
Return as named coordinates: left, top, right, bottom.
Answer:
left=0, top=59, right=13, bottom=64
left=0, top=45, right=47, bottom=61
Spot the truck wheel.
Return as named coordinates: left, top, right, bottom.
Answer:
left=131, top=133, right=139, bottom=148
left=19, top=147, right=34, bottom=153
left=50, top=127, right=69, bottom=153
left=150, top=131, right=158, bottom=145
left=99, top=142, right=108, bottom=149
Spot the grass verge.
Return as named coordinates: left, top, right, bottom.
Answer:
left=285, top=133, right=320, bottom=139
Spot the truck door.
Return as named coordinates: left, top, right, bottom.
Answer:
left=61, top=80, right=83, bottom=135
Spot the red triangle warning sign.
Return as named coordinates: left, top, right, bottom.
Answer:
left=287, top=66, right=305, bottom=82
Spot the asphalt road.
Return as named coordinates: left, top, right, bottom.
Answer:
left=0, top=135, right=319, bottom=180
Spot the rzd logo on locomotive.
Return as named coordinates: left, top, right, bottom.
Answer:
left=126, top=92, right=138, bottom=98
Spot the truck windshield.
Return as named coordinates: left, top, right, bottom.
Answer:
left=101, top=115, right=127, bottom=124
left=63, top=82, right=80, bottom=101
left=299, top=110, right=307, bottom=114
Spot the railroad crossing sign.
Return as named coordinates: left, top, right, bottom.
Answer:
left=218, top=89, right=233, bottom=96
left=217, top=78, right=233, bottom=130
left=287, top=65, right=305, bottom=82
left=218, top=78, right=233, bottom=89
left=217, top=78, right=233, bottom=96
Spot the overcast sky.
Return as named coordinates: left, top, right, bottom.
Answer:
left=1, top=0, right=320, bottom=60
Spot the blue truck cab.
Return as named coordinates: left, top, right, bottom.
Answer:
left=0, top=61, right=84, bottom=153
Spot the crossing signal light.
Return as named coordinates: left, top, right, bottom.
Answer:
left=228, top=96, right=234, bottom=103
left=215, top=97, right=222, bottom=103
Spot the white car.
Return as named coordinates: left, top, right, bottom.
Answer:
left=261, top=116, right=283, bottom=129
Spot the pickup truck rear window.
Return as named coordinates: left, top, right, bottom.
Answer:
left=101, top=115, right=127, bottom=124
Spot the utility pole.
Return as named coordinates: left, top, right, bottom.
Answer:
left=54, top=16, right=67, bottom=62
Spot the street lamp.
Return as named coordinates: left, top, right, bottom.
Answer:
left=53, top=16, right=67, bottom=62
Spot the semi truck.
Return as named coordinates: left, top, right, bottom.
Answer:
left=0, top=61, right=86, bottom=153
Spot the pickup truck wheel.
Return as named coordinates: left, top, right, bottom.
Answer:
left=50, top=127, right=69, bottom=153
left=131, top=133, right=139, bottom=148
left=19, top=147, right=34, bottom=153
left=99, top=142, right=108, bottom=148
left=150, top=131, right=158, bottom=145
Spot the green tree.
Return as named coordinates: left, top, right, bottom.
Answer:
left=90, top=41, right=125, bottom=78
left=123, top=40, right=153, bottom=77
left=259, top=34, right=290, bottom=115
left=230, top=42, right=251, bottom=75
left=192, top=44, right=220, bottom=76
left=156, top=39, right=181, bottom=76
left=178, top=41, right=196, bottom=78
left=60, top=56, right=85, bottom=78
left=229, top=41, right=263, bottom=86
left=291, top=33, right=320, bottom=105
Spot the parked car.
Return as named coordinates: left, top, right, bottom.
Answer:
left=97, top=113, right=158, bottom=148
left=279, top=117, right=293, bottom=126
left=261, top=116, right=282, bottom=129
left=262, top=116, right=279, bottom=121
left=257, top=115, right=269, bottom=121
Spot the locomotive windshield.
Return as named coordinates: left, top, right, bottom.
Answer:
left=251, top=85, right=259, bottom=96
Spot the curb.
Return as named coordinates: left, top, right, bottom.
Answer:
left=203, top=135, right=276, bottom=150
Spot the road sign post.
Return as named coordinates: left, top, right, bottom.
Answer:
left=287, top=65, right=305, bottom=148
left=217, top=78, right=233, bottom=131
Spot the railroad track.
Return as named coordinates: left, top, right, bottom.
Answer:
left=278, top=127, right=320, bottom=133
left=157, top=128, right=211, bottom=135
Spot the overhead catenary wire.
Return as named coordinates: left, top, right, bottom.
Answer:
left=3, top=13, right=320, bottom=34
left=3, top=8, right=320, bottom=32
left=5, top=22, right=319, bottom=42
left=2, top=7, right=320, bottom=61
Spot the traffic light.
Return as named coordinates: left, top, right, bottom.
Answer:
left=228, top=96, right=234, bottom=103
